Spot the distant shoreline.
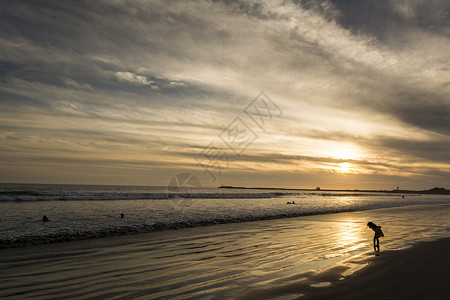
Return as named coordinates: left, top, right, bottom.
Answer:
left=219, top=186, right=450, bottom=195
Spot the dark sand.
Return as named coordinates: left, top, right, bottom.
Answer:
left=301, top=238, right=450, bottom=300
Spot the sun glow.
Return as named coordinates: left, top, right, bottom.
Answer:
left=332, top=148, right=358, bottom=160
left=337, top=162, right=351, bottom=173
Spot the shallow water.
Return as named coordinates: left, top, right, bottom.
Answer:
left=1, top=204, right=449, bottom=299
left=1, top=184, right=449, bottom=247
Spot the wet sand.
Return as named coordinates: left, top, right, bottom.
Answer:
left=0, top=204, right=449, bottom=299
left=300, top=237, right=450, bottom=300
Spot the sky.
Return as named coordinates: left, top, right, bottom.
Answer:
left=0, top=0, right=449, bottom=190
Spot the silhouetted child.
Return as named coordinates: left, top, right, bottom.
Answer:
left=367, top=221, right=384, bottom=252
left=121, top=213, right=124, bottom=219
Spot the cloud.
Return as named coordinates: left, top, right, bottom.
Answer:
left=112, top=71, right=188, bottom=90
left=113, top=71, right=153, bottom=86
left=63, top=77, right=94, bottom=91
left=330, top=0, right=450, bottom=41
left=0, top=0, right=448, bottom=188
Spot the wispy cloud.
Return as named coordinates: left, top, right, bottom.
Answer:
left=114, top=71, right=154, bottom=86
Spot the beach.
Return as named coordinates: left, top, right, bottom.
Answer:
left=1, top=203, right=449, bottom=299
left=300, top=238, right=450, bottom=300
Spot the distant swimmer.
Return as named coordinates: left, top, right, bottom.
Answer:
left=121, top=213, right=125, bottom=218
left=42, top=215, right=49, bottom=222
left=367, top=221, right=384, bottom=253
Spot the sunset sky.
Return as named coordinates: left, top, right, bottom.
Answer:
left=1, top=0, right=449, bottom=189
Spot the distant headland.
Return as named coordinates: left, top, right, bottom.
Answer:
left=218, top=185, right=450, bottom=195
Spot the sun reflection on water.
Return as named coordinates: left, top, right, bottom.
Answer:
left=335, top=220, right=365, bottom=252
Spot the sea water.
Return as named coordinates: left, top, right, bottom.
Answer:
left=1, top=183, right=449, bottom=248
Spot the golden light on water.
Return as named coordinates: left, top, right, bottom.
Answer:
left=335, top=219, right=365, bottom=251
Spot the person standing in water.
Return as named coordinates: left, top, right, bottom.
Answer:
left=367, top=221, right=384, bottom=252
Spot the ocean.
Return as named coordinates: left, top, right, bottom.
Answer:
left=1, top=183, right=449, bottom=248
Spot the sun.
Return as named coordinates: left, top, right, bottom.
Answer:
left=337, top=162, right=351, bottom=173
left=320, top=144, right=362, bottom=173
